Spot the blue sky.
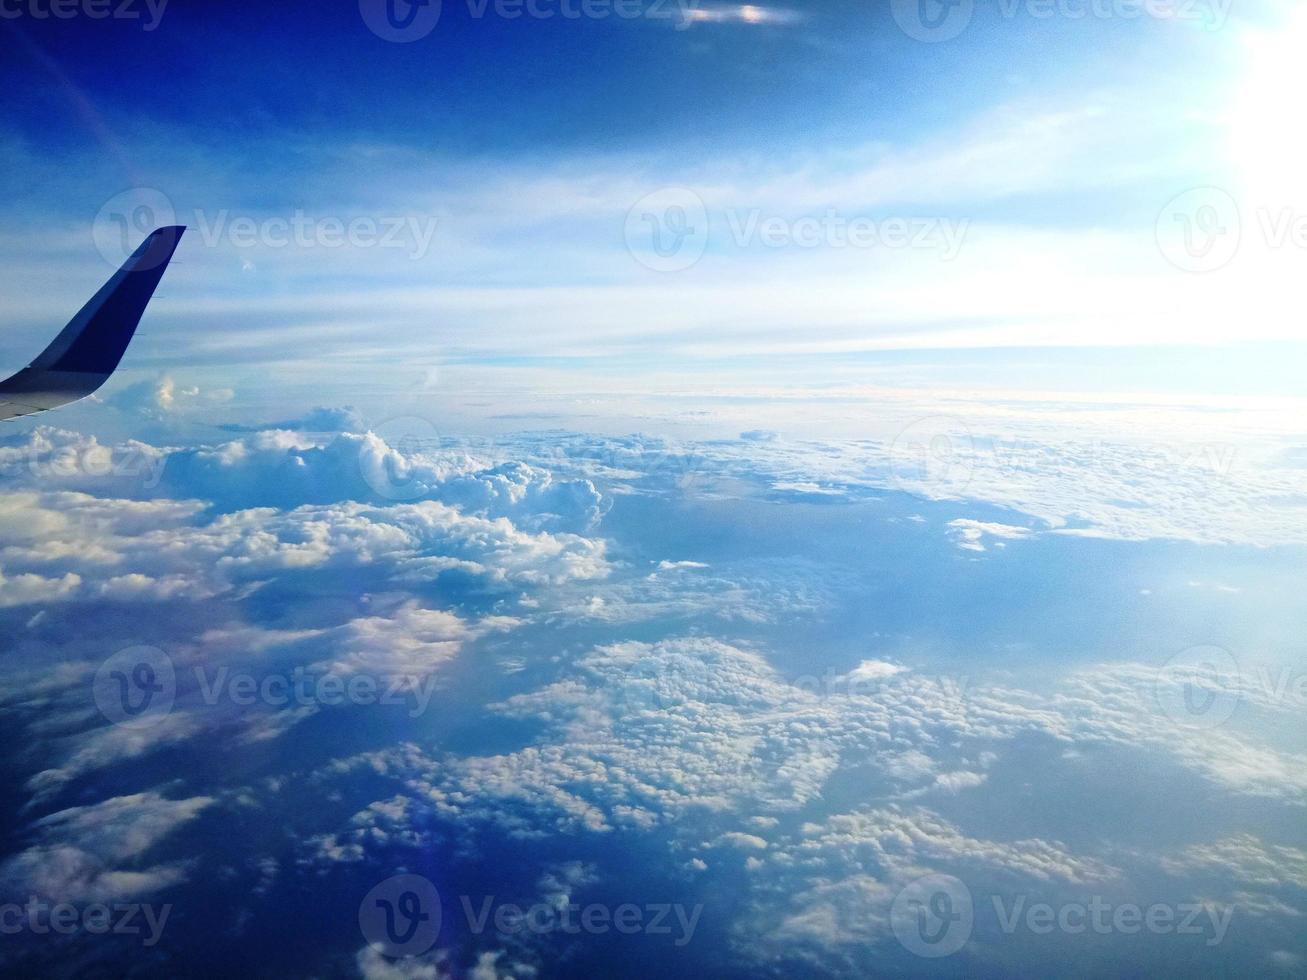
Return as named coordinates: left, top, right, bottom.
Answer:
left=1, top=3, right=1306, bottom=979
left=3, top=0, right=1304, bottom=416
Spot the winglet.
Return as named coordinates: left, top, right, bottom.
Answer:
left=0, top=226, right=185, bottom=421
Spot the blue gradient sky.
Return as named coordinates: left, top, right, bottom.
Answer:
left=3, top=0, right=1304, bottom=421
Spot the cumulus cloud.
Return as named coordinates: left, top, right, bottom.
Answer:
left=356, top=946, right=449, bottom=980
left=314, top=630, right=1307, bottom=860
left=220, top=405, right=365, bottom=433
left=0, top=489, right=609, bottom=604
left=842, top=660, right=905, bottom=683
left=0, top=564, right=80, bottom=606
left=102, top=376, right=234, bottom=419
left=298, top=634, right=1011, bottom=857
left=355, top=947, right=525, bottom=980
left=734, top=803, right=1116, bottom=955
left=297, top=623, right=1307, bottom=971
left=0, top=426, right=607, bottom=533
left=0, top=417, right=1302, bottom=976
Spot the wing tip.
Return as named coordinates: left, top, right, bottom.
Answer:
left=147, top=224, right=187, bottom=245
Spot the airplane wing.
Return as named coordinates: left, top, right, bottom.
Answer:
left=0, top=225, right=185, bottom=421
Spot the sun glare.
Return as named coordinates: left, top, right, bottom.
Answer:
left=1229, top=7, right=1307, bottom=208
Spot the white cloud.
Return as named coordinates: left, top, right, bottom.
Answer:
left=0, top=487, right=609, bottom=604
left=0, top=565, right=80, bottom=606
left=946, top=519, right=1032, bottom=553
left=0, top=791, right=213, bottom=903
left=1160, top=835, right=1307, bottom=891
left=843, top=660, right=905, bottom=683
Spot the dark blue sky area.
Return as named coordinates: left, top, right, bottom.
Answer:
left=1, top=1, right=1214, bottom=161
